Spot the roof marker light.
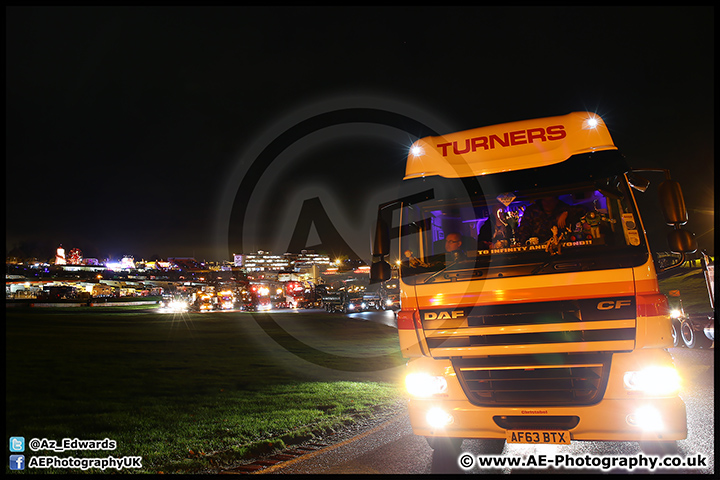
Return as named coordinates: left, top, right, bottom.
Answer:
left=583, top=116, right=600, bottom=130
left=410, top=145, right=425, bottom=157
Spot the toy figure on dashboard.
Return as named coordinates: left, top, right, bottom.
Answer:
left=545, top=225, right=563, bottom=255
left=581, top=210, right=617, bottom=239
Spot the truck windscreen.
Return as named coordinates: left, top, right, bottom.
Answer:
left=398, top=158, right=648, bottom=284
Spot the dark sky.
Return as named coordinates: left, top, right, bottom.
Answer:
left=6, top=6, right=714, bottom=262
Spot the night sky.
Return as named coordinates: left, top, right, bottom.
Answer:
left=6, top=6, right=714, bottom=263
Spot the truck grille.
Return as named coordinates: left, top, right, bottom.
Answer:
left=451, top=352, right=612, bottom=406
left=421, top=298, right=636, bottom=356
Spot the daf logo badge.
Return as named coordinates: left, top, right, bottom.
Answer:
left=424, top=311, right=464, bottom=320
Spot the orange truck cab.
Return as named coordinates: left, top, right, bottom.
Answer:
left=370, top=112, right=697, bottom=453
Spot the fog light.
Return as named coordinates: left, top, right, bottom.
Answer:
left=426, top=407, right=453, bottom=428
left=405, top=373, right=448, bottom=397
left=623, top=366, right=681, bottom=396
left=627, top=406, right=664, bottom=431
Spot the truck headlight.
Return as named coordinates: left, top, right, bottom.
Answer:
left=426, top=407, right=454, bottom=428
left=623, top=366, right=681, bottom=395
left=405, top=373, right=448, bottom=397
left=627, top=406, right=664, bottom=431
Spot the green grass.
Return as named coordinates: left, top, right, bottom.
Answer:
left=5, top=309, right=406, bottom=474
left=10, top=267, right=708, bottom=474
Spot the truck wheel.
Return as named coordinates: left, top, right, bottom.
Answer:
left=671, top=318, right=683, bottom=348
left=681, top=320, right=712, bottom=349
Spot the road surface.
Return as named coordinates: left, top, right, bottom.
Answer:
left=222, top=339, right=713, bottom=475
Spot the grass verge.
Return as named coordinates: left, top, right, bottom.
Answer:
left=5, top=309, right=406, bottom=473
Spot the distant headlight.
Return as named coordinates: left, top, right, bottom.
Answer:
left=169, top=300, right=188, bottom=312
left=406, top=372, right=448, bottom=397
left=623, top=366, right=681, bottom=395
left=669, top=309, right=684, bottom=319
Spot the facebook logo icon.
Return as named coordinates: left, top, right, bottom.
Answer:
left=10, top=454, right=25, bottom=470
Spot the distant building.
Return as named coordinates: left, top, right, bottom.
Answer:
left=294, top=251, right=332, bottom=269
left=233, top=251, right=332, bottom=273
left=240, top=252, right=291, bottom=272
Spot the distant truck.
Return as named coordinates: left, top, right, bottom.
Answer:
left=322, top=289, right=365, bottom=313
left=669, top=250, right=714, bottom=349
left=286, top=281, right=323, bottom=309
left=362, top=291, right=383, bottom=310
left=379, top=280, right=401, bottom=311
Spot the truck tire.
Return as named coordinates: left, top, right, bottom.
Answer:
left=671, top=318, right=683, bottom=348
left=681, top=319, right=712, bottom=349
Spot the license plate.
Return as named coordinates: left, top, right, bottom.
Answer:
left=507, top=430, right=570, bottom=445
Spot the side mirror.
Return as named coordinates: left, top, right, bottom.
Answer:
left=658, top=178, right=696, bottom=254
left=373, top=214, right=391, bottom=257
left=369, top=189, right=435, bottom=284
left=667, top=228, right=697, bottom=254
left=370, top=208, right=391, bottom=284
left=631, top=170, right=698, bottom=271
left=370, top=261, right=391, bottom=284
left=658, top=179, right=688, bottom=226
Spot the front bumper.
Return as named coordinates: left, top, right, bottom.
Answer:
left=409, top=396, right=687, bottom=442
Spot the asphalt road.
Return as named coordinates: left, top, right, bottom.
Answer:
left=228, top=313, right=713, bottom=475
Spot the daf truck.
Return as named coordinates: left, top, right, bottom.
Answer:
left=370, top=112, right=697, bottom=455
